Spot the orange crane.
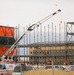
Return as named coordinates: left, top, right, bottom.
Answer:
left=1, top=9, right=61, bottom=61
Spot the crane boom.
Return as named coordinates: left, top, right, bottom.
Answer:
left=1, top=9, right=61, bottom=60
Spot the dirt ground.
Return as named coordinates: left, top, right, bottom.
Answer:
left=25, top=70, right=74, bottom=75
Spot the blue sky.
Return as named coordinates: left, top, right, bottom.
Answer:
left=0, top=0, right=74, bottom=27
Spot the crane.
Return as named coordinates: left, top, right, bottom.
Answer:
left=1, top=9, right=61, bottom=60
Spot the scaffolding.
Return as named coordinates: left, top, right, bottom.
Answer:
left=65, top=22, right=74, bottom=65
left=0, top=22, right=74, bottom=65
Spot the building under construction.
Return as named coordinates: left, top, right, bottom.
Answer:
left=2, top=22, right=73, bottom=65
left=0, top=22, right=74, bottom=65
left=22, top=22, right=74, bottom=65
left=0, top=10, right=74, bottom=65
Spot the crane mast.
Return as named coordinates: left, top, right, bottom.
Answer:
left=1, top=9, right=61, bottom=60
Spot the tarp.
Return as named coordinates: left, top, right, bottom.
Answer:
left=0, top=36, right=15, bottom=45
left=0, top=47, right=18, bottom=56
left=0, top=26, right=14, bottom=37
left=0, top=26, right=18, bottom=56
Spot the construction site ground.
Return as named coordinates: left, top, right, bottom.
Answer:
left=25, top=70, right=74, bottom=75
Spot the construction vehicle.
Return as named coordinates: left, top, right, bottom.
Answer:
left=1, top=9, right=61, bottom=60
left=0, top=49, right=18, bottom=75
left=0, top=9, right=61, bottom=74
left=0, top=63, right=16, bottom=75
